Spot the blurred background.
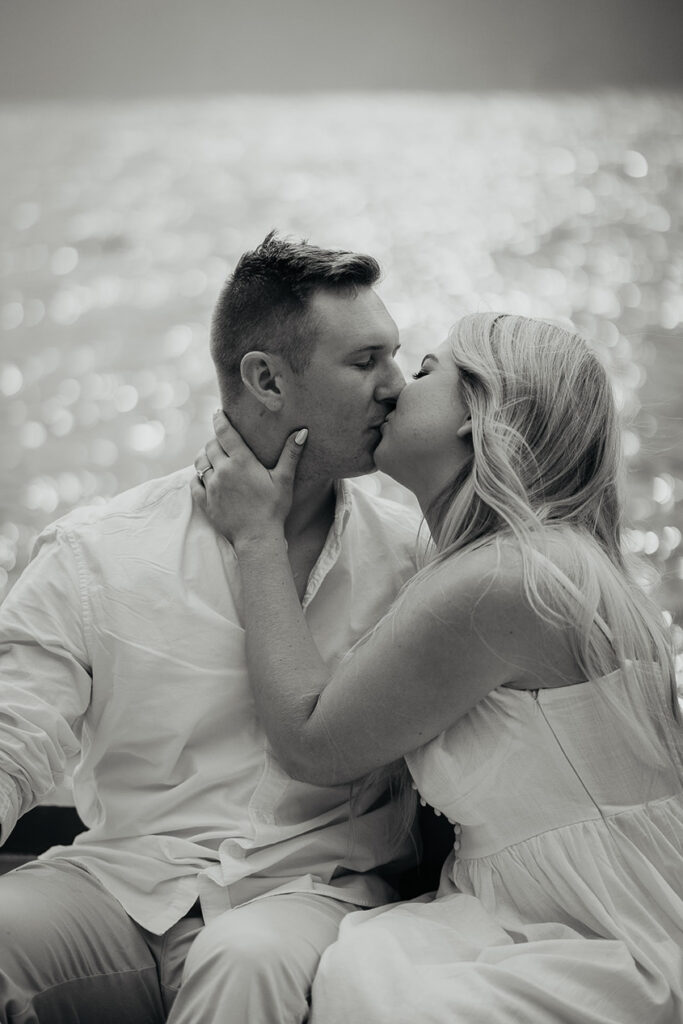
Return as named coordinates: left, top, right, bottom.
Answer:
left=1, top=0, right=682, bottom=656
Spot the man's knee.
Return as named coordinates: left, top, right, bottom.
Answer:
left=0, top=862, right=164, bottom=1024
left=184, top=910, right=293, bottom=983
left=0, top=866, right=66, bottom=981
left=171, top=898, right=352, bottom=1024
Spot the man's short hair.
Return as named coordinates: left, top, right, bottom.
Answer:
left=211, top=231, right=381, bottom=399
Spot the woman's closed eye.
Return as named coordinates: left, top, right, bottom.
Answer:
left=412, top=368, right=428, bottom=380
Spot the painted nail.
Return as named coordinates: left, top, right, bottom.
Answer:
left=294, top=428, right=308, bottom=445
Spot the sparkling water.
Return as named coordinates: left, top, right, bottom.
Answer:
left=1, top=93, right=682, bottom=661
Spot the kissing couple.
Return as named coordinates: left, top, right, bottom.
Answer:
left=0, top=232, right=681, bottom=1023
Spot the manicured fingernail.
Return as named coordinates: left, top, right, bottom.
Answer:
left=294, top=428, right=308, bottom=445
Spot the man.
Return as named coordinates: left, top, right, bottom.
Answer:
left=0, top=232, right=420, bottom=1022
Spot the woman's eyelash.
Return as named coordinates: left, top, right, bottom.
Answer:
left=412, top=369, right=427, bottom=380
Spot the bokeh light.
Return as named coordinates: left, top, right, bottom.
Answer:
left=1, top=91, right=682, bottom=662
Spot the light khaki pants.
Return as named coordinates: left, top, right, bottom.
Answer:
left=0, top=859, right=356, bottom=1023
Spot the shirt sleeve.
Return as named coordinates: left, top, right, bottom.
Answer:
left=0, top=523, right=92, bottom=842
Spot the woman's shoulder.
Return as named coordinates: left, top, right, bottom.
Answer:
left=415, top=532, right=588, bottom=689
left=419, top=535, right=525, bottom=607
left=403, top=540, right=530, bottom=659
left=411, top=525, right=607, bottom=624
left=447, top=527, right=589, bottom=590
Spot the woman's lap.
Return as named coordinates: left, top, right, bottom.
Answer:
left=310, top=892, right=679, bottom=1024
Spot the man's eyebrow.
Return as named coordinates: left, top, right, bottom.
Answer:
left=350, top=342, right=402, bottom=355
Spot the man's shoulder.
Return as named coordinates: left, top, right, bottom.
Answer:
left=43, top=467, right=194, bottom=541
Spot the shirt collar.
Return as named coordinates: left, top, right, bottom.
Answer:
left=301, top=478, right=354, bottom=611
left=332, top=478, right=353, bottom=541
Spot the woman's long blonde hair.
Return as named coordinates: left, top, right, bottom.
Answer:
left=422, top=312, right=679, bottom=716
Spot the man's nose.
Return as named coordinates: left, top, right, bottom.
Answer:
left=375, top=361, right=406, bottom=404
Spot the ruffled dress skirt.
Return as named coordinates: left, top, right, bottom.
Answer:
left=310, top=675, right=683, bottom=1023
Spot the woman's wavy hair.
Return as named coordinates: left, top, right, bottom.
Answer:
left=420, top=312, right=679, bottom=717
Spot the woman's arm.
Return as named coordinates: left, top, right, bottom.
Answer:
left=234, top=535, right=533, bottom=784
left=193, top=413, right=543, bottom=785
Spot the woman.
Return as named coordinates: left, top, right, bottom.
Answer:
left=193, top=313, right=683, bottom=1022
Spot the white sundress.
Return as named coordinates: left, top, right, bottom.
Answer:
left=310, top=667, right=683, bottom=1023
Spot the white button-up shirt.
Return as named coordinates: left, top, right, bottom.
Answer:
left=0, top=468, right=420, bottom=934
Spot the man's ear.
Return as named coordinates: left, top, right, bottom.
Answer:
left=456, top=416, right=472, bottom=440
left=240, top=351, right=285, bottom=411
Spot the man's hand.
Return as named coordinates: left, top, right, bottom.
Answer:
left=190, top=410, right=307, bottom=545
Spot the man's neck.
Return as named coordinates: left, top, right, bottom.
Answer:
left=285, top=476, right=337, bottom=545
left=283, top=476, right=339, bottom=602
